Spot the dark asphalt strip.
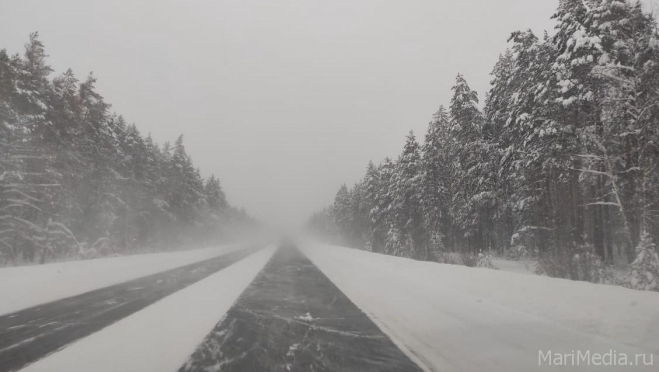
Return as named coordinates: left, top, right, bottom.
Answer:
left=179, top=245, right=425, bottom=372
left=0, top=246, right=260, bottom=372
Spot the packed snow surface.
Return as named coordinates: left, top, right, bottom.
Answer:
left=0, top=245, right=241, bottom=316
left=491, top=258, right=535, bottom=275
left=303, top=243, right=659, bottom=372
left=20, top=245, right=276, bottom=372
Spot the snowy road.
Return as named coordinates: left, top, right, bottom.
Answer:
left=1, top=242, right=657, bottom=372
left=0, top=247, right=260, bottom=372
left=180, top=244, right=423, bottom=372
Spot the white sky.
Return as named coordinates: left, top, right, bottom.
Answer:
left=1, top=0, right=656, bottom=230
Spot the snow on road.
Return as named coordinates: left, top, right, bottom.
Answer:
left=303, top=243, right=659, bottom=372
left=179, top=246, right=425, bottom=372
left=0, top=245, right=242, bottom=316
left=19, top=245, right=276, bottom=372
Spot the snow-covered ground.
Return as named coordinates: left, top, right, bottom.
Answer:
left=19, top=245, right=277, bottom=372
left=303, top=243, right=659, bottom=372
left=0, top=245, right=242, bottom=316
left=491, top=258, right=535, bottom=275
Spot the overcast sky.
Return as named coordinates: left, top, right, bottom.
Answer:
left=1, top=0, right=655, bottom=230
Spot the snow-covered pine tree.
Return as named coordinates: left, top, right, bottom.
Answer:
left=350, top=180, right=372, bottom=249
left=363, top=161, right=383, bottom=252
left=332, top=184, right=352, bottom=246
left=448, top=74, right=495, bottom=254
left=484, top=50, right=517, bottom=253
left=0, top=34, right=74, bottom=263
left=389, top=132, right=423, bottom=258
left=370, top=159, right=396, bottom=254
left=167, top=135, right=203, bottom=227
left=493, top=30, right=565, bottom=257
left=421, top=106, right=452, bottom=256
left=205, top=175, right=228, bottom=214
left=588, top=0, right=659, bottom=261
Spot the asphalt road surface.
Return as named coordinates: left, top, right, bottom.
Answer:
left=179, top=244, right=424, bottom=372
left=0, top=247, right=260, bottom=372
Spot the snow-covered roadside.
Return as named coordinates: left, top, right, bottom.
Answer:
left=491, top=258, right=632, bottom=283
left=20, top=245, right=277, bottom=372
left=0, top=245, right=242, bottom=316
left=303, top=243, right=659, bottom=372
left=491, top=258, right=535, bottom=275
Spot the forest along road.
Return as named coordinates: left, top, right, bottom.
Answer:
left=179, top=244, right=425, bottom=372
left=0, top=246, right=262, bottom=372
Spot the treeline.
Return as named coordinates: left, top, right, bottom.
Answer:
left=309, top=0, right=659, bottom=289
left=0, top=33, right=258, bottom=265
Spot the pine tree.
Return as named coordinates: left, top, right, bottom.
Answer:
left=421, top=108, right=452, bottom=257
left=205, top=175, right=228, bottom=213
left=369, top=160, right=396, bottom=253
left=0, top=34, right=72, bottom=263
left=389, top=131, right=423, bottom=258
left=333, top=184, right=353, bottom=246
left=362, top=161, right=381, bottom=251
left=485, top=50, right=517, bottom=252
left=448, top=74, right=494, bottom=253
